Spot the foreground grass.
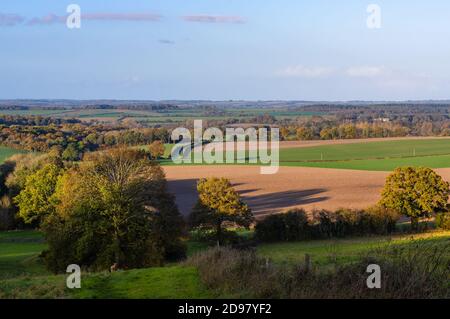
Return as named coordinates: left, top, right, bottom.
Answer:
left=0, top=230, right=211, bottom=299
left=1, top=229, right=448, bottom=298
left=72, top=266, right=210, bottom=299
left=0, top=231, right=47, bottom=280
left=0, top=266, right=211, bottom=299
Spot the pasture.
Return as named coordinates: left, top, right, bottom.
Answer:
left=0, top=229, right=448, bottom=298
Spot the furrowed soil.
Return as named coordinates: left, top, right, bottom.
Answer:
left=165, top=166, right=450, bottom=217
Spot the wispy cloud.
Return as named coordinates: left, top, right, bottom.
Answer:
left=159, top=39, right=175, bottom=45
left=345, top=66, right=386, bottom=78
left=27, top=12, right=162, bottom=26
left=182, top=15, right=246, bottom=24
left=277, top=65, right=335, bottom=78
left=83, top=13, right=161, bottom=22
left=27, top=14, right=65, bottom=26
left=0, top=13, right=25, bottom=26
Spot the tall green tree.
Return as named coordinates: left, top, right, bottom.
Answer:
left=379, top=167, right=449, bottom=230
left=190, top=177, right=253, bottom=244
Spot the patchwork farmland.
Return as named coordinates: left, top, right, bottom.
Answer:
left=164, top=138, right=450, bottom=216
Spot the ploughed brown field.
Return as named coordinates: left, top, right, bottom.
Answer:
left=165, top=166, right=450, bottom=217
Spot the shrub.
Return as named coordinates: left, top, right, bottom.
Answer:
left=436, top=212, right=450, bottom=230
left=364, top=205, right=399, bottom=234
left=255, top=209, right=310, bottom=242
left=186, top=247, right=280, bottom=298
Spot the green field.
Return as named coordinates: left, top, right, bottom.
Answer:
left=0, top=231, right=210, bottom=299
left=279, top=139, right=450, bottom=170
left=162, top=139, right=450, bottom=171
left=0, top=147, right=26, bottom=164
left=1, top=229, right=448, bottom=298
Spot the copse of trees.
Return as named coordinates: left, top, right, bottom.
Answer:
left=40, top=147, right=186, bottom=272
left=0, top=118, right=171, bottom=155
left=190, top=177, right=254, bottom=245
left=379, top=167, right=450, bottom=231
left=0, top=152, right=63, bottom=230
left=1, top=147, right=186, bottom=272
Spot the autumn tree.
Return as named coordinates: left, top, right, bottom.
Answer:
left=14, top=163, right=64, bottom=224
left=190, top=177, right=254, bottom=244
left=379, top=167, right=449, bottom=230
left=148, top=140, right=165, bottom=159
left=42, top=147, right=186, bottom=272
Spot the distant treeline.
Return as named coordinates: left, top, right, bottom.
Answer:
left=0, top=118, right=171, bottom=160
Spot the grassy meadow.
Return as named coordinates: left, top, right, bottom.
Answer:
left=1, top=229, right=448, bottom=299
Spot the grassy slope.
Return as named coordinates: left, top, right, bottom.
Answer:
left=258, top=230, right=450, bottom=266
left=1, top=229, right=449, bottom=298
left=72, top=267, right=209, bottom=299
left=0, top=231, right=210, bottom=299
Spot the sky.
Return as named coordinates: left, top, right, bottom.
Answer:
left=1, top=0, right=450, bottom=101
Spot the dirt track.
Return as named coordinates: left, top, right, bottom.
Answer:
left=165, top=166, right=450, bottom=217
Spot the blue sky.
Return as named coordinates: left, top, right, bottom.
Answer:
left=1, top=0, right=450, bottom=100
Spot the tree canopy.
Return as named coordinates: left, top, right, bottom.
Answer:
left=190, top=177, right=253, bottom=244
left=14, top=163, right=63, bottom=224
left=379, top=167, right=449, bottom=230
left=42, top=147, right=186, bottom=272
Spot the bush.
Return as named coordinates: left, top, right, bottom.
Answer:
left=191, top=228, right=245, bottom=246
left=186, top=247, right=280, bottom=298
left=255, top=209, right=310, bottom=242
left=364, top=205, right=399, bottom=234
left=436, top=212, right=450, bottom=230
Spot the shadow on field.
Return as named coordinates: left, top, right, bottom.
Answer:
left=167, top=177, right=329, bottom=217
left=241, top=188, right=329, bottom=216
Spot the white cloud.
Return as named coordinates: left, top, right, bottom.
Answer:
left=345, top=66, right=386, bottom=78
left=182, top=15, right=245, bottom=24
left=278, top=65, right=335, bottom=78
